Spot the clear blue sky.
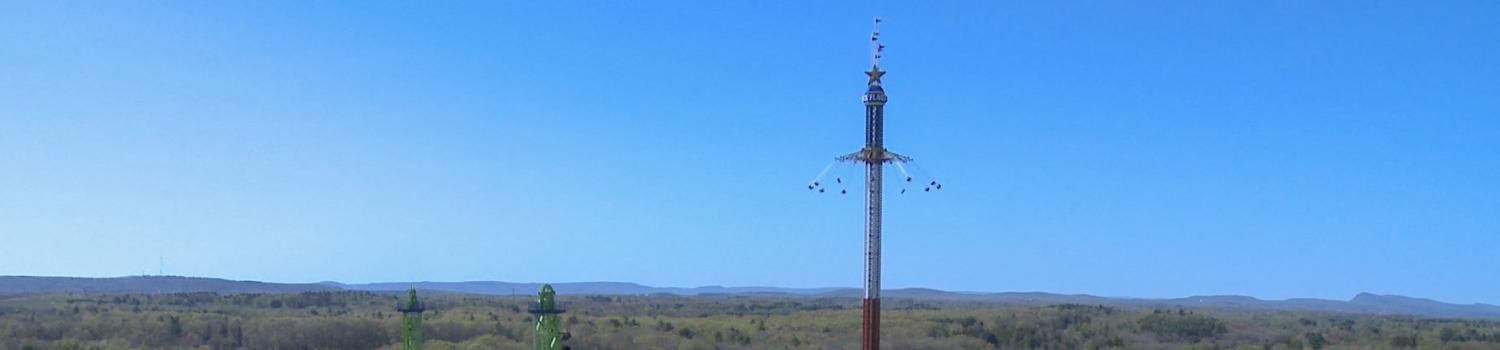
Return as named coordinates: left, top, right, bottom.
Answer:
left=2, top=1, right=1496, bottom=304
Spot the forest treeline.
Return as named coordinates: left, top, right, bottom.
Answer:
left=2, top=291, right=1499, bottom=349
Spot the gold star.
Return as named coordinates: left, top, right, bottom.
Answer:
left=866, top=65, right=885, bottom=85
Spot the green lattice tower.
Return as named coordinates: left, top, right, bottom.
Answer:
left=529, top=284, right=565, bottom=350
left=397, top=287, right=424, bottom=350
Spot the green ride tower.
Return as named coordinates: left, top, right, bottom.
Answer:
left=528, top=284, right=566, bottom=350
left=397, top=287, right=424, bottom=350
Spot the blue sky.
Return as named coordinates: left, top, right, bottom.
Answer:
left=1, top=1, right=1496, bottom=304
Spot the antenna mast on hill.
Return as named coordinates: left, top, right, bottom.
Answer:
left=807, top=18, right=942, bottom=350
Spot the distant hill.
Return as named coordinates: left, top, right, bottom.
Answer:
left=327, top=281, right=661, bottom=295
left=1346, top=293, right=1500, bottom=319
left=326, top=281, right=849, bottom=296
left=0, top=276, right=337, bottom=294
left=3, top=276, right=1496, bottom=319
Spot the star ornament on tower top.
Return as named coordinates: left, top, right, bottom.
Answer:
left=866, top=65, right=885, bottom=85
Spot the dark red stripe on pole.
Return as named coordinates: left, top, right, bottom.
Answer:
left=862, top=298, right=880, bottom=350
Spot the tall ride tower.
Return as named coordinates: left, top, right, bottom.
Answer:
left=397, top=288, right=424, bottom=350
left=810, top=17, right=936, bottom=350
left=853, top=23, right=890, bottom=350
left=806, top=18, right=939, bottom=350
